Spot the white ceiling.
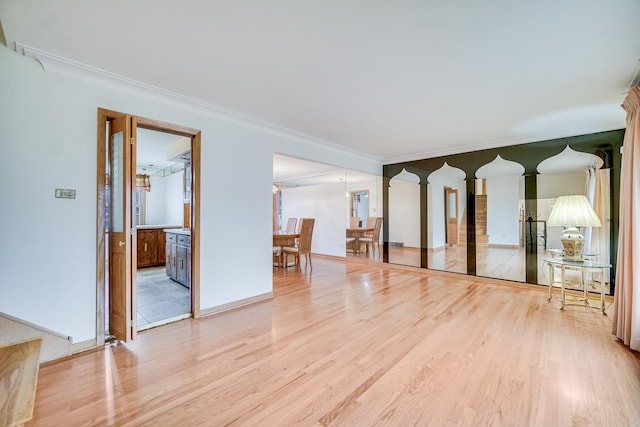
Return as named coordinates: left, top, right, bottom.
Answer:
left=136, top=128, right=187, bottom=175
left=2, top=1, right=638, bottom=165
left=273, top=153, right=375, bottom=187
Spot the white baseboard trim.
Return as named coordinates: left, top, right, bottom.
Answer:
left=198, top=292, right=273, bottom=318
left=71, top=339, right=97, bottom=354
left=0, top=311, right=72, bottom=342
left=488, top=244, right=520, bottom=248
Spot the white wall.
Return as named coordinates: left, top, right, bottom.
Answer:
left=145, top=172, right=184, bottom=225
left=281, top=182, right=346, bottom=257
left=0, top=46, right=381, bottom=343
left=486, top=176, right=521, bottom=246
left=345, top=175, right=382, bottom=225
left=389, top=175, right=421, bottom=248
left=428, top=175, right=466, bottom=249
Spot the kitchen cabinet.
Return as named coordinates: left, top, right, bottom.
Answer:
left=165, top=229, right=190, bottom=288
left=166, top=232, right=177, bottom=279
left=137, top=227, right=175, bottom=268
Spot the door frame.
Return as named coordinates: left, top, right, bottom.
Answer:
left=350, top=190, right=370, bottom=221
left=96, top=108, right=202, bottom=346
left=444, top=186, right=459, bottom=245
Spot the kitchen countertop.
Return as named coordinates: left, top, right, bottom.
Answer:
left=137, top=225, right=182, bottom=230
left=163, top=228, right=190, bottom=235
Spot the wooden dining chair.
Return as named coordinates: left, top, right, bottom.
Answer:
left=346, top=217, right=360, bottom=251
left=360, top=217, right=383, bottom=257
left=285, top=217, right=297, bottom=233
left=283, top=218, right=315, bottom=269
left=364, top=216, right=377, bottom=237
left=273, top=247, right=281, bottom=267
left=0, top=337, right=43, bottom=427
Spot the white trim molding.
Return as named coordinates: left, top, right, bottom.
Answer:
left=198, top=292, right=273, bottom=318
left=14, top=42, right=381, bottom=166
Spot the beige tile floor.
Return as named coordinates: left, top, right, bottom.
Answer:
left=136, top=267, right=190, bottom=328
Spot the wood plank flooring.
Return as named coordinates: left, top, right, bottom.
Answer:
left=29, top=257, right=639, bottom=426
left=357, top=245, right=600, bottom=289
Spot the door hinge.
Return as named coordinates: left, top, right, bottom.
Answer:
left=130, top=228, right=135, bottom=236
left=130, top=137, right=135, bottom=145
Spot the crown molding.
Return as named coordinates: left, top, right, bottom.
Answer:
left=14, top=42, right=381, bottom=166
left=382, top=124, right=623, bottom=165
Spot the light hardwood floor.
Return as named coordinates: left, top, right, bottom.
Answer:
left=30, top=257, right=639, bottom=426
left=357, top=245, right=603, bottom=290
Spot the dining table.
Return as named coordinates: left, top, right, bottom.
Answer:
left=346, top=227, right=374, bottom=254
left=273, top=231, right=300, bottom=267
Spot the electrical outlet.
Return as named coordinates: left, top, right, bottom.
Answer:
left=55, top=188, right=76, bottom=199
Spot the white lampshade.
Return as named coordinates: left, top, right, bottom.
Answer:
left=547, top=195, right=601, bottom=261
left=547, top=195, right=601, bottom=227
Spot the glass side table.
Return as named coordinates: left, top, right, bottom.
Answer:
left=543, top=257, right=611, bottom=314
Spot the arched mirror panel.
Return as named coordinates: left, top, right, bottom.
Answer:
left=475, top=156, right=526, bottom=282
left=388, top=169, right=421, bottom=267
left=383, top=129, right=622, bottom=290
left=427, top=163, right=466, bottom=274
left=536, top=147, right=611, bottom=295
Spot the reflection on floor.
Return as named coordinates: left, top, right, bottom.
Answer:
left=137, top=267, right=190, bottom=329
left=349, top=245, right=611, bottom=293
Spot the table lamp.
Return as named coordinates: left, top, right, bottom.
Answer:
left=547, top=195, right=601, bottom=262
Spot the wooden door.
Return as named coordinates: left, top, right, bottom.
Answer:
left=108, top=114, right=137, bottom=342
left=136, top=229, right=157, bottom=268
left=444, top=187, right=459, bottom=245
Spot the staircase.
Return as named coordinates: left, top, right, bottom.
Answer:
left=458, top=194, right=489, bottom=246
left=0, top=312, right=72, bottom=363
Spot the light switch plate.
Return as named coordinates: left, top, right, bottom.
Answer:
left=55, top=188, right=76, bottom=199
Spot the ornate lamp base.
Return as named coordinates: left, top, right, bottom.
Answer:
left=560, top=226, right=584, bottom=262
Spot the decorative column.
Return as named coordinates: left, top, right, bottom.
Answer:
left=382, top=175, right=390, bottom=263
left=420, top=177, right=429, bottom=269
left=523, top=173, right=538, bottom=284
left=466, top=178, right=477, bottom=276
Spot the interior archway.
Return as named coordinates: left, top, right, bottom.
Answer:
left=387, top=169, right=421, bottom=267
left=427, top=163, right=466, bottom=274
left=475, top=155, right=526, bottom=281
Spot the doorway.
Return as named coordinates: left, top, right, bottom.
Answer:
left=134, top=128, right=191, bottom=331
left=350, top=190, right=369, bottom=226
left=96, top=109, right=201, bottom=345
left=444, top=186, right=459, bottom=245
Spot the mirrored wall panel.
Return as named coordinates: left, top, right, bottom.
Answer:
left=536, top=147, right=611, bottom=294
left=387, top=169, right=421, bottom=267
left=383, top=129, right=623, bottom=288
left=427, top=164, right=466, bottom=274
left=474, top=156, right=526, bottom=282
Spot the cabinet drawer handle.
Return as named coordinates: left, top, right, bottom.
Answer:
left=144, top=243, right=148, bottom=252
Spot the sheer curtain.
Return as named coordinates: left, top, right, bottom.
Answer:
left=592, top=169, right=610, bottom=282
left=612, top=86, right=640, bottom=351
left=584, top=167, right=597, bottom=252
left=135, top=174, right=151, bottom=192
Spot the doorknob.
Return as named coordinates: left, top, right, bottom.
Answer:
left=118, top=241, right=125, bottom=246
